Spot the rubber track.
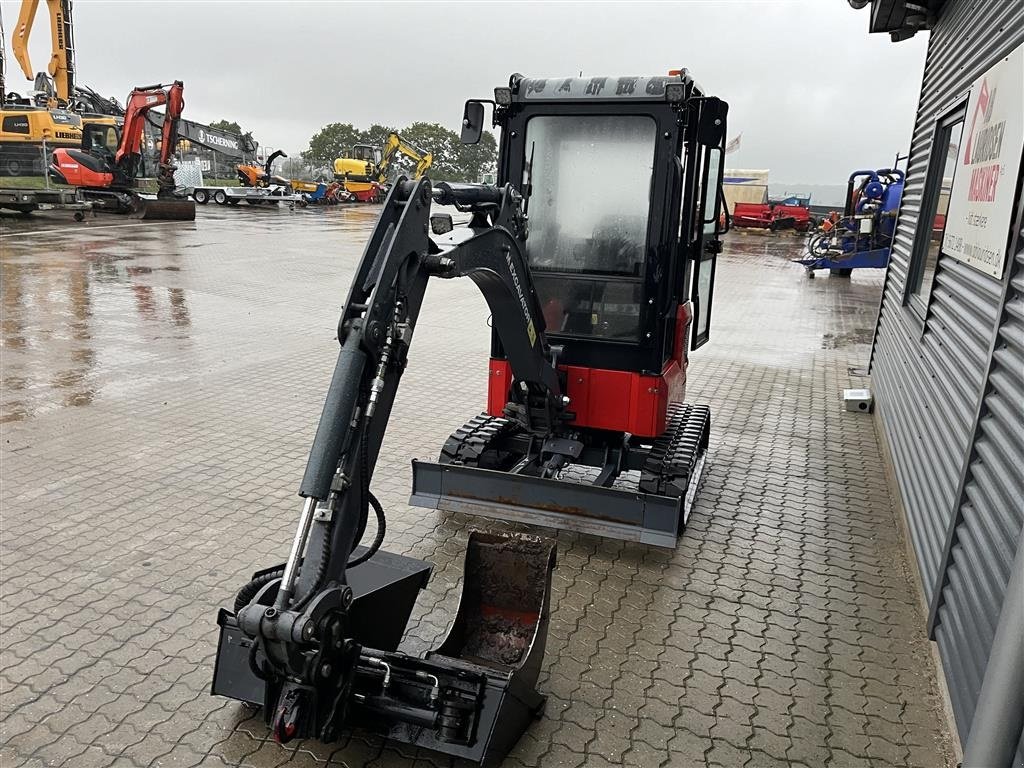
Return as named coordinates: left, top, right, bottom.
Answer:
left=438, top=413, right=517, bottom=467
left=638, top=403, right=710, bottom=498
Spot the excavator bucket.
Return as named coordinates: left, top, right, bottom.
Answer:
left=433, top=531, right=555, bottom=671
left=212, top=532, right=556, bottom=765
left=135, top=197, right=196, bottom=221
left=354, top=532, right=557, bottom=764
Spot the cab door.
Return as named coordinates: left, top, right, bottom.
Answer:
left=689, top=100, right=728, bottom=350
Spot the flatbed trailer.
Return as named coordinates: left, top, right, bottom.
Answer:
left=0, top=187, right=91, bottom=219
left=190, top=185, right=300, bottom=208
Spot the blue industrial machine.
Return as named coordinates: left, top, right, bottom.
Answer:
left=796, top=168, right=904, bottom=276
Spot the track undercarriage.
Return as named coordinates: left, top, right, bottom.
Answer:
left=412, top=402, right=710, bottom=547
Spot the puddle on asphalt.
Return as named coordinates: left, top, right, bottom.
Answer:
left=1, top=231, right=194, bottom=423
left=821, top=327, right=876, bottom=348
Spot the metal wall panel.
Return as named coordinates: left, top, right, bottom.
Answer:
left=935, top=219, right=1024, bottom=737
left=869, top=0, right=1024, bottom=747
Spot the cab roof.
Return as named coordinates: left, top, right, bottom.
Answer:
left=510, top=72, right=705, bottom=102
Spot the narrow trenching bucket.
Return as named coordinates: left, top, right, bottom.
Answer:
left=433, top=531, right=556, bottom=675
left=398, top=531, right=558, bottom=764
left=135, top=197, right=196, bottom=221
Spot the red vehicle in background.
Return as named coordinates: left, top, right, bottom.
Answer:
left=732, top=193, right=812, bottom=232
left=49, top=81, right=195, bottom=220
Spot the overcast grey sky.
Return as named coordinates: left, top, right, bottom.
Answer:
left=1, top=0, right=928, bottom=184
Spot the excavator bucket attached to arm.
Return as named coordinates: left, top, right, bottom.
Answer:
left=212, top=178, right=560, bottom=765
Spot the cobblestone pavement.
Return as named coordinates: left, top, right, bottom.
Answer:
left=1, top=207, right=956, bottom=767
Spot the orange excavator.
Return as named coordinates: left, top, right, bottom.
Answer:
left=49, top=81, right=195, bottom=220
left=236, top=149, right=289, bottom=187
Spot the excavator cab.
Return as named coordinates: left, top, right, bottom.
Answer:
left=82, top=122, right=118, bottom=163
left=350, top=143, right=381, bottom=165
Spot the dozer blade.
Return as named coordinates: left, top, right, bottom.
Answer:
left=411, top=461, right=698, bottom=548
left=134, top=197, right=196, bottom=221
left=412, top=403, right=710, bottom=547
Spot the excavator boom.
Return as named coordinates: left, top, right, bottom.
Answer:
left=213, top=178, right=560, bottom=763
left=377, top=131, right=433, bottom=183
left=12, top=0, right=74, bottom=102
left=12, top=0, right=40, bottom=80
left=114, top=82, right=183, bottom=179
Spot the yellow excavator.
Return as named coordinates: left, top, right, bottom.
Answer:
left=332, top=131, right=432, bottom=202
left=11, top=0, right=75, bottom=107
left=1, top=0, right=119, bottom=176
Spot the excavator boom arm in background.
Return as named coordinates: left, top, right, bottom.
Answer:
left=113, top=82, right=184, bottom=184
left=12, top=0, right=75, bottom=102
left=377, top=132, right=433, bottom=184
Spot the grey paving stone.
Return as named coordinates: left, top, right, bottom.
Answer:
left=0, top=214, right=957, bottom=767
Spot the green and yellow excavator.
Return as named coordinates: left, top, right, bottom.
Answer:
left=332, top=131, right=432, bottom=202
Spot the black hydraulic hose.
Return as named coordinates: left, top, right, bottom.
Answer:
left=354, top=423, right=371, bottom=547
left=248, top=636, right=268, bottom=680
left=348, top=419, right=385, bottom=568
left=233, top=569, right=284, bottom=614
left=348, top=490, right=386, bottom=568
left=292, top=531, right=330, bottom=613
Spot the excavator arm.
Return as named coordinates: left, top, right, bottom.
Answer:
left=216, top=177, right=562, bottom=762
left=376, top=132, right=433, bottom=184
left=114, top=81, right=184, bottom=197
left=12, top=0, right=74, bottom=103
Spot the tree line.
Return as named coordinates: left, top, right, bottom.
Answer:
left=301, top=122, right=498, bottom=183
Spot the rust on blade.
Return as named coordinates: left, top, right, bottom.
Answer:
left=447, top=490, right=591, bottom=518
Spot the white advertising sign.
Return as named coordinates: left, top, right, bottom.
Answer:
left=942, top=41, right=1024, bottom=280
left=942, top=42, right=1024, bottom=279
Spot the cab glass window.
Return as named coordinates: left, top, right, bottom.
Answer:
left=524, top=114, right=655, bottom=340
left=525, top=115, right=654, bottom=276
left=2, top=115, right=30, bottom=134
left=702, top=147, right=722, bottom=236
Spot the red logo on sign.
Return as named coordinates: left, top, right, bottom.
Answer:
left=963, top=78, right=996, bottom=165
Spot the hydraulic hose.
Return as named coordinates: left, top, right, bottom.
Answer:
left=348, top=490, right=386, bottom=568
left=233, top=568, right=284, bottom=614
left=348, top=421, right=386, bottom=568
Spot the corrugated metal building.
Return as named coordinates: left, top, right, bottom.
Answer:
left=860, top=1, right=1023, bottom=764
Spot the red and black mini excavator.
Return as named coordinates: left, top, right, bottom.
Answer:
left=50, top=81, right=195, bottom=220
left=213, top=71, right=729, bottom=765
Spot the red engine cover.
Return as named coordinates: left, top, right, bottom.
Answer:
left=487, top=303, right=693, bottom=439
left=51, top=148, right=114, bottom=188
